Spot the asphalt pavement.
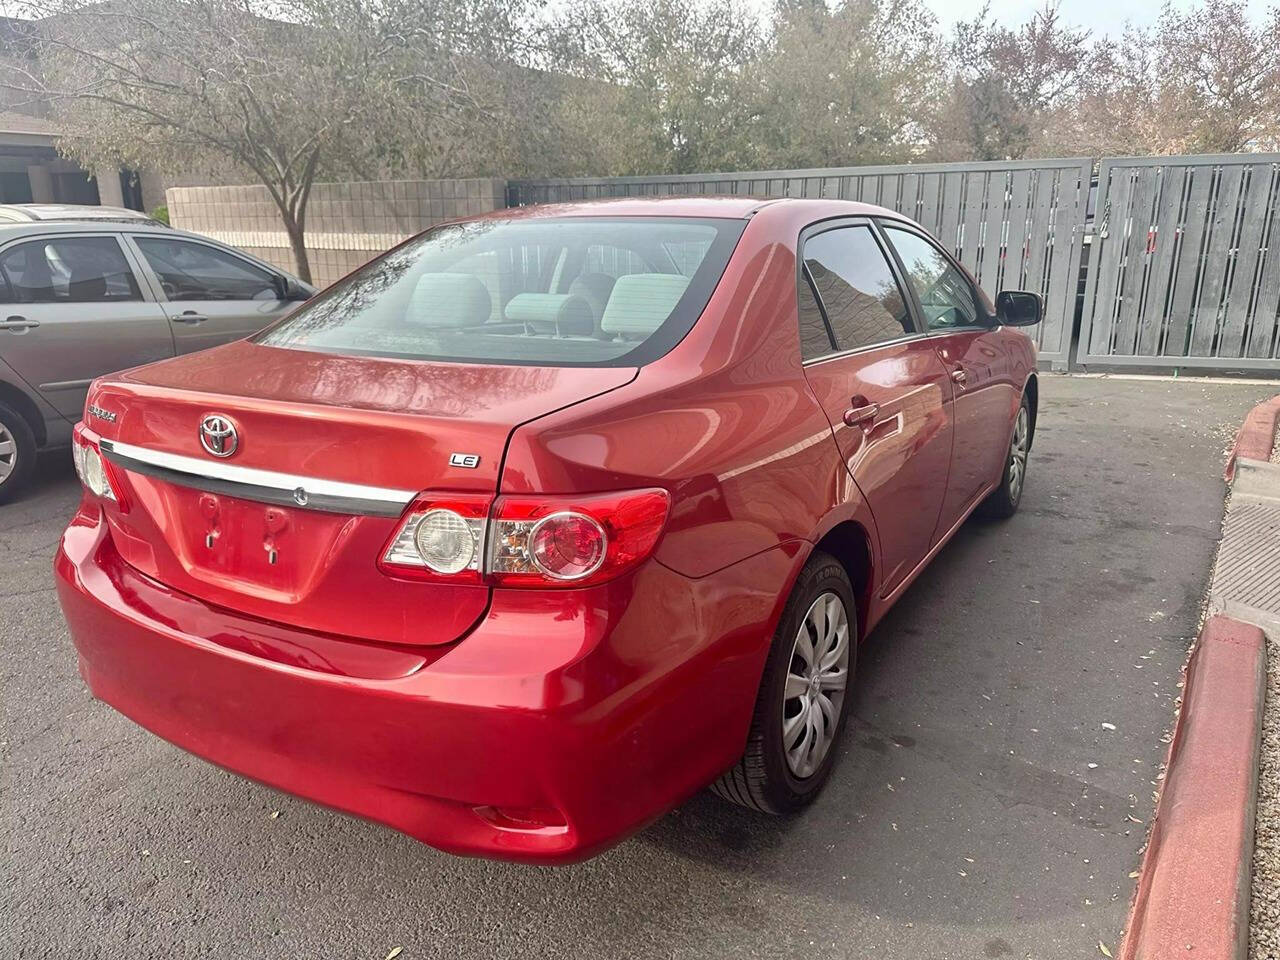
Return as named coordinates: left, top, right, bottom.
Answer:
left=1, top=375, right=1272, bottom=960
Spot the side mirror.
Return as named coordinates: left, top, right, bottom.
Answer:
left=275, top=275, right=313, bottom=301
left=996, top=290, right=1043, bottom=327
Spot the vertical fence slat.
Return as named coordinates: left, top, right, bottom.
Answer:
left=1189, top=165, right=1244, bottom=357
left=1162, top=167, right=1215, bottom=359
left=1003, top=169, right=1033, bottom=292
left=958, top=171, right=987, bottom=279
left=1113, top=166, right=1160, bottom=356
left=938, top=170, right=964, bottom=257
left=1087, top=166, right=1133, bottom=355
left=1248, top=197, right=1280, bottom=358
left=977, top=172, right=1006, bottom=294
left=917, top=173, right=942, bottom=234
left=1136, top=167, right=1185, bottom=357
left=1219, top=164, right=1275, bottom=357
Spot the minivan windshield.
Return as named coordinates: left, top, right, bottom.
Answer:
left=256, top=216, right=746, bottom=366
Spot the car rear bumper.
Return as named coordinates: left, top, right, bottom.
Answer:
left=55, top=505, right=790, bottom=863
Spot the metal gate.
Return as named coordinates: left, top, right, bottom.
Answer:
left=510, top=158, right=1093, bottom=368
left=1078, top=154, right=1280, bottom=370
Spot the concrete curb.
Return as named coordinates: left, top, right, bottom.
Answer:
left=1118, top=615, right=1267, bottom=960
left=1225, top=394, right=1280, bottom=481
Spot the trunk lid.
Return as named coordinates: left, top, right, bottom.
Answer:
left=88, top=341, right=635, bottom=646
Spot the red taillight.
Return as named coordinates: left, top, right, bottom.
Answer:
left=71, top=425, right=124, bottom=507
left=379, top=488, right=670, bottom=589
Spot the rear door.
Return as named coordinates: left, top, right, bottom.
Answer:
left=880, top=223, right=1016, bottom=538
left=0, top=233, right=172, bottom=420
left=797, top=220, right=955, bottom=596
left=126, top=234, right=296, bottom=354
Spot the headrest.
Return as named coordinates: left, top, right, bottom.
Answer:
left=504, top=293, right=594, bottom=336
left=567, top=272, right=616, bottom=313
left=405, top=273, right=492, bottom=328
left=600, top=274, right=690, bottom=338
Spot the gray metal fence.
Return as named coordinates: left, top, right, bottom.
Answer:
left=1078, top=154, right=1280, bottom=371
left=511, top=159, right=1093, bottom=368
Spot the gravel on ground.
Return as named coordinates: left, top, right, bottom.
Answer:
left=1251, top=633, right=1279, bottom=960
left=1252, top=418, right=1280, bottom=958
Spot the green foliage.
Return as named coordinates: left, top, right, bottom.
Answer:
left=150, top=205, right=168, bottom=225
left=3, top=0, right=1276, bottom=279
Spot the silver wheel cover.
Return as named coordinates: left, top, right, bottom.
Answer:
left=782, top=591, right=851, bottom=778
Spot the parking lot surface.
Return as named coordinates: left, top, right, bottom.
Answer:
left=2, top=375, right=1273, bottom=960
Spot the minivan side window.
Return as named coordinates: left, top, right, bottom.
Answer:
left=134, top=237, right=279, bottom=301
left=0, top=237, right=141, bottom=304
left=800, top=226, right=912, bottom=356
left=882, top=225, right=980, bottom=330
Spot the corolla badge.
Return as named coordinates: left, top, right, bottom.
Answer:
left=199, top=414, right=239, bottom=458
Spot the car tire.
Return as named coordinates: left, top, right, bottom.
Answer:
left=711, top=551, right=856, bottom=815
left=0, top=399, right=36, bottom=505
left=977, top=393, right=1032, bottom=520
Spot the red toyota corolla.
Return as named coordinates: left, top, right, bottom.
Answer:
left=55, top=197, right=1040, bottom=863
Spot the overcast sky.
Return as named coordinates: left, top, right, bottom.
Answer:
left=925, top=0, right=1275, bottom=37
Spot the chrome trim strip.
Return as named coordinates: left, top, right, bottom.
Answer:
left=98, top=439, right=416, bottom=518
left=801, top=332, right=928, bottom=367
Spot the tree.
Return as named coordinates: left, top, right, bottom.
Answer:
left=551, top=0, right=764, bottom=175
left=753, top=0, right=942, bottom=168
left=934, top=1, right=1092, bottom=160
left=3, top=0, right=543, bottom=281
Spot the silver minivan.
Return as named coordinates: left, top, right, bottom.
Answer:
left=0, top=216, right=314, bottom=501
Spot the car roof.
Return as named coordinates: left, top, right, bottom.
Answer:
left=485, top=195, right=904, bottom=221
left=0, top=219, right=204, bottom=241
left=0, top=203, right=159, bottom=224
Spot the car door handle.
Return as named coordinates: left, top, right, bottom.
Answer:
left=950, top=368, right=968, bottom=385
left=843, top=401, right=880, bottom=427
left=172, top=311, right=208, bottom=324
left=0, top=315, right=38, bottom=331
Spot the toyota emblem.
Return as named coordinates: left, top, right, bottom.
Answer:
left=199, top=414, right=239, bottom=458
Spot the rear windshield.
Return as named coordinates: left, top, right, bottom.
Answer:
left=256, top=216, right=746, bottom=366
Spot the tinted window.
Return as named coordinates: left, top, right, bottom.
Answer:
left=801, top=226, right=912, bottom=352
left=797, top=270, right=834, bottom=360
left=883, top=226, right=980, bottom=330
left=0, top=236, right=141, bottom=303
left=134, top=237, right=278, bottom=301
left=256, top=217, right=745, bottom=366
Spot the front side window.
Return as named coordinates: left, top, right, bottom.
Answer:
left=0, top=236, right=141, bottom=304
left=800, top=225, right=912, bottom=355
left=134, top=237, right=278, bottom=302
left=257, top=217, right=745, bottom=366
left=882, top=226, right=980, bottom=330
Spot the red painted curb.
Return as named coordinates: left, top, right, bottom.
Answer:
left=1225, top=394, right=1280, bottom=481
left=1118, top=615, right=1266, bottom=960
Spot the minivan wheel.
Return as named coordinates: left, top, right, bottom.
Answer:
left=977, top=394, right=1031, bottom=520
left=710, top=551, right=856, bottom=815
left=0, top=400, right=36, bottom=504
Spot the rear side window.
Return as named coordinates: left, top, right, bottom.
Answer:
left=256, top=217, right=745, bottom=367
left=0, top=236, right=141, bottom=304
left=800, top=226, right=912, bottom=354
left=797, top=271, right=834, bottom=360
left=134, top=237, right=278, bottom=302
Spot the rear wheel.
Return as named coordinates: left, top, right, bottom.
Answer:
left=711, top=552, right=856, bottom=814
left=0, top=400, right=36, bottom=505
left=977, top=395, right=1031, bottom=520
